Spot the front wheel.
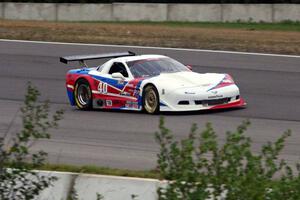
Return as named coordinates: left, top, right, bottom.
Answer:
left=143, top=85, right=159, bottom=114
left=74, top=79, right=92, bottom=110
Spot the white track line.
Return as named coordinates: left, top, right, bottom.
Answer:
left=1, top=39, right=300, bottom=58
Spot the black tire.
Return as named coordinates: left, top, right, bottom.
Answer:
left=142, top=85, right=159, bottom=114
left=74, top=79, right=92, bottom=110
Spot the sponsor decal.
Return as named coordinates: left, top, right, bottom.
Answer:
left=126, top=101, right=138, bottom=105
left=106, top=100, right=112, bottom=106
left=121, top=91, right=131, bottom=96
left=133, top=89, right=140, bottom=97
left=118, top=80, right=125, bottom=85
left=125, top=101, right=139, bottom=109
left=184, top=91, right=196, bottom=95
left=208, top=95, right=223, bottom=99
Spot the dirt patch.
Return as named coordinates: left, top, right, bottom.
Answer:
left=0, top=20, right=300, bottom=55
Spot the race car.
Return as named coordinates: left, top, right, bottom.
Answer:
left=60, top=51, right=246, bottom=114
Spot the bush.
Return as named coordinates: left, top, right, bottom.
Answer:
left=0, top=83, right=63, bottom=200
left=155, top=117, right=300, bottom=200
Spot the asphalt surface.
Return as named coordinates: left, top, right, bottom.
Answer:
left=0, top=40, right=300, bottom=170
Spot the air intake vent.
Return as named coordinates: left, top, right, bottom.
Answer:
left=195, top=98, right=230, bottom=106
left=178, top=100, right=190, bottom=105
left=195, top=100, right=202, bottom=105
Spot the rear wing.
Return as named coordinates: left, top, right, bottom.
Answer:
left=60, top=51, right=136, bottom=67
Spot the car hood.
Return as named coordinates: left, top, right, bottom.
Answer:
left=148, top=71, right=226, bottom=90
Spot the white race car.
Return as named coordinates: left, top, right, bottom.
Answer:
left=61, top=52, right=246, bottom=114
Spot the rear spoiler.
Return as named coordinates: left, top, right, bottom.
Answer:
left=60, top=51, right=136, bottom=67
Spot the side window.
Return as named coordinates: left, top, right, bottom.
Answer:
left=97, top=65, right=104, bottom=71
left=109, top=62, right=128, bottom=78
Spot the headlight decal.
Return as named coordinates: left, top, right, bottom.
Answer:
left=207, top=74, right=235, bottom=91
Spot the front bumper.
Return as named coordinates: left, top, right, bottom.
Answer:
left=159, top=85, right=246, bottom=112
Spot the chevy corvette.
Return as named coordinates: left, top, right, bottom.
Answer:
left=60, top=51, right=246, bottom=114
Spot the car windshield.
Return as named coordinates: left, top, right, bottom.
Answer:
left=127, top=57, right=189, bottom=78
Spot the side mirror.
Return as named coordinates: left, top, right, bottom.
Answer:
left=112, top=72, right=125, bottom=79
left=186, top=65, right=193, bottom=71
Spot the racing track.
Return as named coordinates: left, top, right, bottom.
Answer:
left=0, top=40, right=300, bottom=170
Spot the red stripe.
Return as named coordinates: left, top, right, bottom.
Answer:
left=210, top=98, right=246, bottom=110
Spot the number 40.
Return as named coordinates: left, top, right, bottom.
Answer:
left=98, top=82, right=108, bottom=93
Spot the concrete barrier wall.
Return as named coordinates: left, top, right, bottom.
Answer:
left=74, top=174, right=161, bottom=200
left=57, top=4, right=112, bottom=21
left=0, top=3, right=3, bottom=19
left=274, top=4, right=300, bottom=22
left=36, top=171, right=162, bottom=200
left=4, top=3, right=56, bottom=21
left=222, top=4, right=273, bottom=22
left=37, top=171, right=74, bottom=200
left=0, top=3, right=299, bottom=22
left=113, top=3, right=167, bottom=21
left=168, top=4, right=221, bottom=22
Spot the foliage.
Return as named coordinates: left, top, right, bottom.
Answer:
left=155, top=117, right=300, bottom=200
left=0, top=83, right=64, bottom=200
left=34, top=163, right=160, bottom=179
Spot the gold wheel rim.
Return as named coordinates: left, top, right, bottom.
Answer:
left=145, top=89, right=158, bottom=113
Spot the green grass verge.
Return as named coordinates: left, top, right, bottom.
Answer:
left=36, top=163, right=161, bottom=179
left=74, top=21, right=300, bottom=32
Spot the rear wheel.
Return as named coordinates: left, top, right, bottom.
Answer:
left=74, top=79, right=92, bottom=110
left=143, top=85, right=159, bottom=114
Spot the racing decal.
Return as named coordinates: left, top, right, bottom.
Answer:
left=159, top=102, right=167, bottom=106
left=66, top=70, right=146, bottom=110
left=135, top=79, right=144, bottom=108
left=98, top=82, right=108, bottom=93
left=207, top=74, right=234, bottom=92
left=67, top=89, right=75, bottom=106
left=210, top=98, right=246, bottom=110
left=92, top=76, right=145, bottom=101
left=91, top=75, right=127, bottom=91
left=208, top=95, right=223, bottom=99
left=207, top=76, right=225, bottom=92
left=125, top=101, right=139, bottom=109
left=121, top=91, right=131, bottom=96
left=106, top=100, right=112, bottom=107
left=92, top=92, right=137, bottom=100
left=118, top=79, right=125, bottom=85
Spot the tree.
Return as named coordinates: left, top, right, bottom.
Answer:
left=155, top=117, right=300, bottom=200
left=0, top=83, right=64, bottom=200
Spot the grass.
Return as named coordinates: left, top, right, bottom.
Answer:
left=80, top=21, right=300, bottom=32
left=167, top=21, right=300, bottom=31
left=0, top=19, right=300, bottom=55
left=35, top=163, right=161, bottom=179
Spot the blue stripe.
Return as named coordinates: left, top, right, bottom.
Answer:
left=136, top=80, right=144, bottom=108
left=68, top=68, right=92, bottom=75
left=67, top=89, right=75, bottom=106
left=160, top=102, right=167, bottom=106
left=91, top=75, right=128, bottom=90
left=207, top=75, right=226, bottom=92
